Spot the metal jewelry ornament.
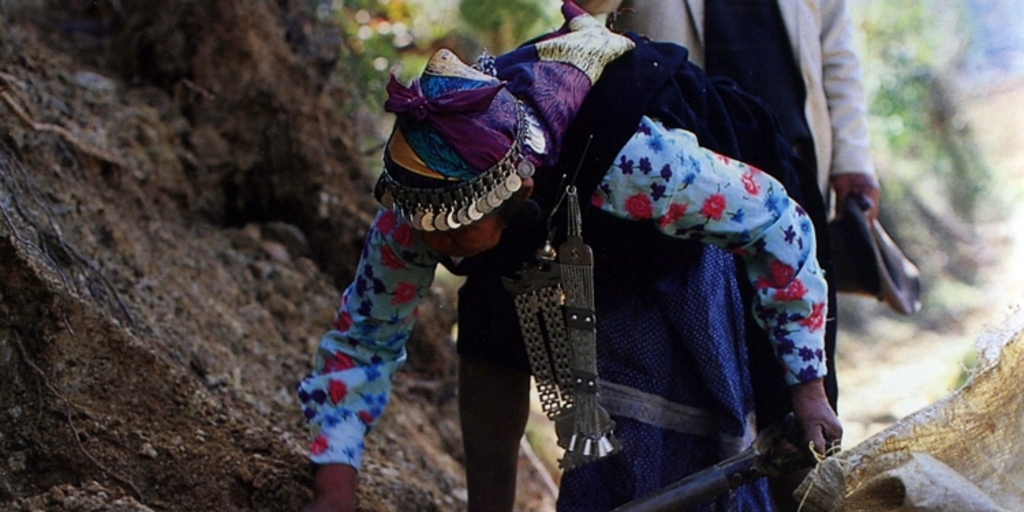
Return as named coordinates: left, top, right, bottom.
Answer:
left=496, top=181, right=513, bottom=201
left=446, top=209, right=462, bottom=230
left=433, top=209, right=451, bottom=231
left=376, top=100, right=542, bottom=230
left=486, top=189, right=503, bottom=208
left=504, top=185, right=621, bottom=472
left=554, top=186, right=620, bottom=469
left=517, top=160, right=535, bottom=179
left=457, top=205, right=473, bottom=226
left=476, top=195, right=494, bottom=215
left=420, top=210, right=436, bottom=232
left=506, top=172, right=523, bottom=193
left=503, top=243, right=574, bottom=422
left=468, top=202, right=484, bottom=221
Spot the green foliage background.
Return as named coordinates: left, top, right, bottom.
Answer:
left=849, top=0, right=1013, bottom=330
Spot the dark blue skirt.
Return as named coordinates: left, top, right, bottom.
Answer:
left=557, top=245, right=775, bottom=512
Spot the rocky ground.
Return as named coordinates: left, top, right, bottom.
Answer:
left=0, top=1, right=553, bottom=511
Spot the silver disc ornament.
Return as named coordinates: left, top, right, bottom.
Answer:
left=457, top=205, right=473, bottom=226
left=505, top=172, right=522, bottom=193
left=496, top=181, right=513, bottom=200
left=421, top=210, right=437, bottom=232
left=477, top=195, right=493, bottom=215
left=517, top=160, right=535, bottom=179
left=486, top=189, right=503, bottom=209
left=446, top=209, right=462, bottom=230
left=434, top=209, right=451, bottom=231
left=468, top=201, right=484, bottom=221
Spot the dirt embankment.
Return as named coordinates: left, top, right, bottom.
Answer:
left=0, top=1, right=553, bottom=511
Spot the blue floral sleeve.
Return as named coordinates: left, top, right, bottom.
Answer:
left=592, top=116, right=828, bottom=385
left=297, top=208, right=438, bottom=469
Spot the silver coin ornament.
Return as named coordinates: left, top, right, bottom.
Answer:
left=457, top=205, right=473, bottom=226
left=496, top=182, right=513, bottom=200
left=517, top=160, right=535, bottom=179
left=525, top=116, right=547, bottom=154
left=421, top=210, right=437, bottom=232
left=477, top=195, right=493, bottom=214
left=434, top=209, right=451, bottom=231
left=446, top=210, right=462, bottom=230
left=468, top=202, right=484, bottom=221
left=486, top=189, right=503, bottom=208
left=506, top=173, right=522, bottom=193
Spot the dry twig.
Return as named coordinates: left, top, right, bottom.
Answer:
left=180, top=77, right=216, bottom=101
left=0, top=79, right=130, bottom=169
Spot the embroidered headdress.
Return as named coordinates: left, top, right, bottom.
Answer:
left=376, top=1, right=634, bottom=231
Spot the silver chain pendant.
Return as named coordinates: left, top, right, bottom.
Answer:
left=504, top=185, right=620, bottom=472
left=555, top=186, right=620, bottom=470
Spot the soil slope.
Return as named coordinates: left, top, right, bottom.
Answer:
left=0, top=1, right=553, bottom=511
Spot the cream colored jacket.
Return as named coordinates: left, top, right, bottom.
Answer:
left=608, top=0, right=876, bottom=198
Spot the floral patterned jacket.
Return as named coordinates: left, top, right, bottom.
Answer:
left=297, top=115, right=827, bottom=469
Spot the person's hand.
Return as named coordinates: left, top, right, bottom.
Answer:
left=789, top=378, right=843, bottom=459
left=831, top=172, right=881, bottom=222
left=304, top=464, right=357, bottom=512
left=421, top=212, right=506, bottom=257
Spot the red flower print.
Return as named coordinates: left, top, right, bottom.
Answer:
left=728, top=247, right=750, bottom=257
left=700, top=193, right=727, bottom=220
left=799, top=302, right=826, bottom=332
left=769, top=260, right=795, bottom=287
left=774, top=278, right=808, bottom=302
left=714, top=152, right=732, bottom=165
left=358, top=410, right=374, bottom=425
left=741, top=171, right=760, bottom=195
left=328, top=379, right=348, bottom=404
left=324, top=352, right=356, bottom=373
left=310, top=435, right=329, bottom=456
left=660, top=202, right=688, bottom=228
left=392, top=222, right=413, bottom=248
left=331, top=311, right=353, bottom=333
left=378, top=209, right=397, bottom=235
left=391, top=282, right=418, bottom=305
left=625, top=193, right=653, bottom=219
left=591, top=194, right=604, bottom=209
left=380, top=245, right=407, bottom=270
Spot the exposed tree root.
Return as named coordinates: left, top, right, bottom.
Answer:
left=10, top=330, right=144, bottom=501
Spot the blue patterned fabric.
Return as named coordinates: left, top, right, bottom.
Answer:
left=557, top=246, right=774, bottom=511
left=396, top=118, right=478, bottom=181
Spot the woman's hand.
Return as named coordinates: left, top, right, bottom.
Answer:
left=789, top=378, right=843, bottom=458
left=304, top=464, right=358, bottom=512
left=421, top=213, right=507, bottom=258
